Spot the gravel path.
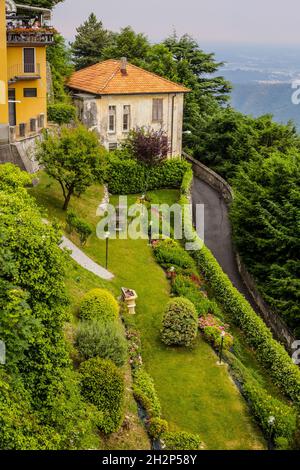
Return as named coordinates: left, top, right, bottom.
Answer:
left=61, top=236, right=114, bottom=281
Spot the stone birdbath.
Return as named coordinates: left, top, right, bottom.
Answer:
left=121, top=287, right=138, bottom=315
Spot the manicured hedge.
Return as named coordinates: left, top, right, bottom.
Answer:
left=153, top=239, right=197, bottom=275
left=242, top=379, right=297, bottom=444
left=132, top=368, right=161, bottom=418
left=47, top=103, right=76, bottom=125
left=161, top=431, right=203, bottom=450
left=180, top=167, right=300, bottom=404
left=106, top=154, right=190, bottom=194
left=79, top=288, right=119, bottom=323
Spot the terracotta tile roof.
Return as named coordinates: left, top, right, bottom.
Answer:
left=67, top=59, right=190, bottom=95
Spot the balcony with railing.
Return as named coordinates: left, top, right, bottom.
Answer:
left=8, top=63, right=41, bottom=84
left=7, top=27, right=55, bottom=46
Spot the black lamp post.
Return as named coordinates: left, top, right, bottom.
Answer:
left=105, top=231, right=110, bottom=269
left=267, top=416, right=275, bottom=450
left=219, top=330, right=226, bottom=365
left=148, top=221, right=153, bottom=246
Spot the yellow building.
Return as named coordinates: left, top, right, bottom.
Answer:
left=0, top=0, right=54, bottom=143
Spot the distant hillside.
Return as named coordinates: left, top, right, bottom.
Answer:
left=230, top=82, right=300, bottom=128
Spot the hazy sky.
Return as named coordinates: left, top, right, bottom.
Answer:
left=53, top=0, right=300, bottom=45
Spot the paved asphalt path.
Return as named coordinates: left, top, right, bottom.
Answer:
left=192, top=176, right=258, bottom=312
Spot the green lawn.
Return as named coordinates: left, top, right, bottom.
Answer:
left=30, top=172, right=265, bottom=450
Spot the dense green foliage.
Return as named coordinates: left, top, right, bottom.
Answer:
left=161, top=297, right=198, bottom=347
left=153, top=239, right=197, bottom=275
left=230, top=152, right=300, bottom=331
left=75, top=320, right=127, bottom=366
left=106, top=153, right=189, bottom=194
left=66, top=210, right=93, bottom=246
left=79, top=357, right=125, bottom=434
left=79, top=288, right=119, bottom=322
left=242, top=379, right=297, bottom=444
left=48, top=103, right=76, bottom=125
left=47, top=34, right=73, bottom=103
left=132, top=368, right=161, bottom=418
left=0, top=164, right=99, bottom=449
left=71, top=14, right=113, bottom=70
left=162, top=431, right=202, bottom=450
left=36, top=126, right=105, bottom=210
left=193, top=109, right=300, bottom=180
left=148, top=418, right=169, bottom=439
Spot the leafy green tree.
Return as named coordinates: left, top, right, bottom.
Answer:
left=230, top=151, right=300, bottom=331
left=36, top=126, right=105, bottom=210
left=0, top=164, right=100, bottom=449
left=162, top=34, right=231, bottom=142
left=102, top=26, right=150, bottom=64
left=47, top=34, right=73, bottom=103
left=71, top=13, right=113, bottom=70
left=194, top=108, right=300, bottom=180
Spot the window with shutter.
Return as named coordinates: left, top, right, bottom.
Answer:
left=152, top=99, right=163, bottom=122
left=108, top=106, right=116, bottom=133
left=123, top=105, right=131, bottom=132
left=23, top=48, right=35, bottom=74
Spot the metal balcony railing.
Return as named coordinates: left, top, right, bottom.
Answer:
left=7, top=29, right=55, bottom=45
left=8, top=63, right=41, bottom=83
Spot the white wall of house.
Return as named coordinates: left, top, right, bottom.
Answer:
left=74, top=92, right=184, bottom=156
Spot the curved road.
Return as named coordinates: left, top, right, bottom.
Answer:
left=192, top=176, right=259, bottom=312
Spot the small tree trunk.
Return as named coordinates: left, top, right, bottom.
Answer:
left=63, top=190, right=73, bottom=211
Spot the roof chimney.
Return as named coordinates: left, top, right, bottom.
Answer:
left=121, top=57, right=127, bottom=75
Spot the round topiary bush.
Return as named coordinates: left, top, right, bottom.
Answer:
left=75, top=319, right=127, bottom=366
left=79, top=357, right=125, bottom=434
left=148, top=418, right=169, bottom=439
left=161, top=297, right=198, bottom=347
left=79, top=288, right=119, bottom=322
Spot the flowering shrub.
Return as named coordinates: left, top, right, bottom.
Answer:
left=199, top=314, right=233, bottom=351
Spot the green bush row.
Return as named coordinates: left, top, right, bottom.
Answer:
left=224, top=351, right=297, bottom=448
left=153, top=238, right=197, bottom=275
left=132, top=368, right=161, bottom=419
left=161, top=431, right=203, bottom=450
left=179, top=167, right=300, bottom=405
left=66, top=210, right=93, bottom=246
left=47, top=103, right=77, bottom=125
left=105, top=154, right=190, bottom=194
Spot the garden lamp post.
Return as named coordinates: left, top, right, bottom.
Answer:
left=267, top=416, right=276, bottom=450
left=105, top=231, right=110, bottom=270
left=219, top=330, right=226, bottom=365
left=148, top=221, right=153, bottom=246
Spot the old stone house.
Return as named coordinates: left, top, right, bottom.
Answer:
left=67, top=58, right=189, bottom=156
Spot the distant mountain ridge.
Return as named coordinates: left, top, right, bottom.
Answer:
left=206, top=43, right=300, bottom=129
